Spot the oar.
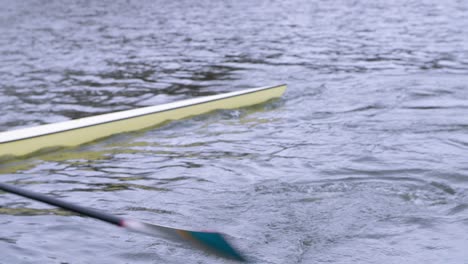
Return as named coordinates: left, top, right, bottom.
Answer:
left=0, top=182, right=246, bottom=262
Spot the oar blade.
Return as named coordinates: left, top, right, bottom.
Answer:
left=121, top=219, right=246, bottom=262
left=177, top=230, right=247, bottom=262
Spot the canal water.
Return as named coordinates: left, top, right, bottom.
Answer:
left=1, top=0, right=468, bottom=263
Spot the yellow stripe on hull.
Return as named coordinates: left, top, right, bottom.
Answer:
left=0, top=84, right=286, bottom=158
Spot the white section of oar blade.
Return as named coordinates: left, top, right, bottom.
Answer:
left=122, top=219, right=181, bottom=241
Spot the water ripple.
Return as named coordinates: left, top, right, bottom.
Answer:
left=2, top=0, right=468, bottom=263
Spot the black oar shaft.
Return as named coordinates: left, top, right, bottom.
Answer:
left=0, top=182, right=122, bottom=226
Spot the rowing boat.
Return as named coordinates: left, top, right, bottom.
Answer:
left=0, top=84, right=286, bottom=158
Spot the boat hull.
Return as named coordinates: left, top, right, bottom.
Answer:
left=0, top=84, right=286, bottom=158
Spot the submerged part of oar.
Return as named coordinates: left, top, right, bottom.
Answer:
left=0, top=84, right=286, bottom=158
left=0, top=183, right=247, bottom=262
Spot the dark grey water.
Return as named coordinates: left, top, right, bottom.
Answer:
left=1, top=0, right=468, bottom=263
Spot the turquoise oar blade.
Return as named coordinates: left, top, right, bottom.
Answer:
left=121, top=219, right=247, bottom=262
left=178, top=230, right=246, bottom=261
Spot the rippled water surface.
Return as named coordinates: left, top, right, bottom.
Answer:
left=1, top=0, right=468, bottom=263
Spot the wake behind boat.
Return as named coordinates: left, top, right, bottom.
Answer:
left=0, top=84, right=286, bottom=158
